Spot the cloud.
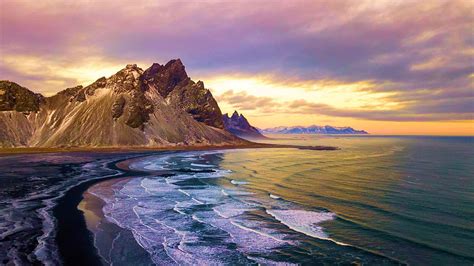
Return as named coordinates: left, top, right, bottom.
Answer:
left=218, top=90, right=473, bottom=122
left=0, top=52, right=140, bottom=95
left=0, top=0, right=472, bottom=125
left=215, top=90, right=281, bottom=111
left=285, top=99, right=473, bottom=121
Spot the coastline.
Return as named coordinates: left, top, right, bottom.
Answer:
left=0, top=142, right=338, bottom=156
left=40, top=144, right=337, bottom=264
left=78, top=178, right=155, bottom=265
left=52, top=154, right=156, bottom=265
left=72, top=147, right=399, bottom=265
left=6, top=137, right=470, bottom=264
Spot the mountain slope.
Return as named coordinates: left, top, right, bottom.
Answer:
left=222, top=111, right=266, bottom=139
left=0, top=60, right=245, bottom=148
left=261, top=125, right=368, bottom=134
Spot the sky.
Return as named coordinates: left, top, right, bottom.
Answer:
left=0, top=0, right=473, bottom=135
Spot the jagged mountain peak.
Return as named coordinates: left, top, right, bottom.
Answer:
left=164, top=58, right=185, bottom=69
left=231, top=110, right=240, bottom=119
left=195, top=80, right=205, bottom=89
left=141, top=59, right=189, bottom=98
left=223, top=111, right=266, bottom=140
left=114, top=64, right=144, bottom=79
left=0, top=60, right=239, bottom=147
left=125, top=63, right=140, bottom=69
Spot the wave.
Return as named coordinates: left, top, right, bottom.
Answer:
left=231, top=180, right=248, bottom=185
left=0, top=155, right=132, bottom=265
left=190, top=163, right=216, bottom=168
left=34, top=159, right=126, bottom=265
left=89, top=152, right=304, bottom=264
left=266, top=209, right=350, bottom=246
left=87, top=150, right=400, bottom=264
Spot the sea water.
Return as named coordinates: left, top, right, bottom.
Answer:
left=88, top=135, right=474, bottom=265
left=0, top=152, right=136, bottom=265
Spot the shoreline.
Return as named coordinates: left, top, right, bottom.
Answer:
left=4, top=137, right=470, bottom=265
left=49, top=144, right=337, bottom=264
left=52, top=154, right=156, bottom=265
left=78, top=177, right=155, bottom=265
left=0, top=142, right=338, bottom=156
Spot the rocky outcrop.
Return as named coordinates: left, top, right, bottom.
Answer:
left=0, top=81, right=44, bottom=112
left=222, top=111, right=266, bottom=139
left=141, top=59, right=189, bottom=98
left=141, top=59, right=224, bottom=129
left=168, top=80, right=224, bottom=129
left=111, top=96, right=126, bottom=119
left=0, top=60, right=245, bottom=148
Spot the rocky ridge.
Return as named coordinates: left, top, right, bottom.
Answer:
left=0, top=59, right=244, bottom=147
left=222, top=111, right=266, bottom=139
left=261, top=125, right=368, bottom=134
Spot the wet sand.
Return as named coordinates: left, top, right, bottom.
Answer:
left=78, top=178, right=127, bottom=235
left=78, top=178, right=155, bottom=265
left=52, top=155, right=153, bottom=265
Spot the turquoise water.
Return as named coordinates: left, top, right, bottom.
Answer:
left=88, top=135, right=474, bottom=265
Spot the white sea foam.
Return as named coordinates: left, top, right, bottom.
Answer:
left=231, top=180, right=248, bottom=185
left=129, top=154, right=174, bottom=171
left=90, top=153, right=292, bottom=263
left=26, top=159, right=124, bottom=265
left=247, top=256, right=298, bottom=266
left=266, top=209, right=334, bottom=238
left=88, top=151, right=349, bottom=264
left=190, top=163, right=216, bottom=168
left=266, top=209, right=348, bottom=246
left=212, top=203, right=252, bottom=218
left=221, top=189, right=229, bottom=196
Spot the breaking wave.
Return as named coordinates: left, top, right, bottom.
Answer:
left=89, top=151, right=345, bottom=264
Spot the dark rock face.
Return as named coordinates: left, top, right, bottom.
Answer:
left=222, top=111, right=266, bottom=139
left=112, top=96, right=126, bottom=119
left=107, top=64, right=143, bottom=93
left=0, top=81, right=44, bottom=112
left=141, top=59, right=190, bottom=98
left=141, top=60, right=224, bottom=129
left=169, top=80, right=224, bottom=129
left=0, top=59, right=242, bottom=147
left=53, top=77, right=108, bottom=104
left=125, top=90, right=154, bottom=129
left=56, top=85, right=87, bottom=102
left=84, top=77, right=107, bottom=96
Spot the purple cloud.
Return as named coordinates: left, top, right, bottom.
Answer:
left=1, top=0, right=472, bottom=123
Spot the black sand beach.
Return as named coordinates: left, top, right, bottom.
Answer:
left=0, top=143, right=337, bottom=265
left=52, top=155, right=154, bottom=265
left=79, top=178, right=156, bottom=265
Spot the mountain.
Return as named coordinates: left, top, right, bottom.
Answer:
left=0, top=59, right=247, bottom=148
left=222, top=111, right=266, bottom=139
left=261, top=125, right=368, bottom=134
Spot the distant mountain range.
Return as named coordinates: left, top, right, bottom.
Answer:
left=0, top=59, right=246, bottom=147
left=260, top=125, right=368, bottom=135
left=222, top=111, right=266, bottom=139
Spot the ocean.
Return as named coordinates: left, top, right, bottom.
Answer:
left=86, top=135, right=474, bottom=265
left=0, top=135, right=473, bottom=265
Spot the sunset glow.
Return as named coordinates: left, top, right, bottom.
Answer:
left=1, top=0, right=472, bottom=135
